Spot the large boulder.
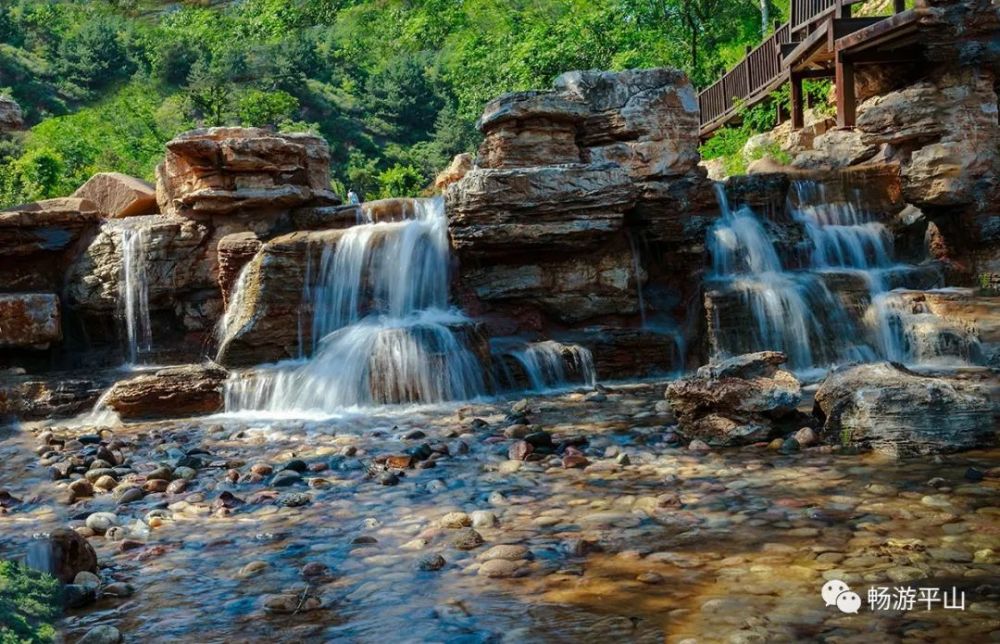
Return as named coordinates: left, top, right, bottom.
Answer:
left=476, top=92, right=587, bottom=168
left=0, top=96, right=23, bottom=132
left=814, top=362, right=996, bottom=456
left=446, top=164, right=636, bottom=258
left=216, top=229, right=344, bottom=366
left=156, top=127, right=338, bottom=217
left=101, top=363, right=228, bottom=419
left=28, top=528, right=98, bottom=584
left=0, top=293, right=61, bottom=349
left=0, top=198, right=99, bottom=290
left=665, top=351, right=802, bottom=446
left=72, top=172, right=158, bottom=218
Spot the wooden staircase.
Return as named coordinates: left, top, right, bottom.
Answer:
left=698, top=0, right=921, bottom=138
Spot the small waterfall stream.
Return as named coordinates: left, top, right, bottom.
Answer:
left=119, top=226, right=153, bottom=365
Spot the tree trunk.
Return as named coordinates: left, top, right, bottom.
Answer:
left=759, top=0, right=770, bottom=37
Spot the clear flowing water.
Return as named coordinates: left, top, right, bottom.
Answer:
left=119, top=226, right=153, bottom=365
left=223, top=197, right=601, bottom=415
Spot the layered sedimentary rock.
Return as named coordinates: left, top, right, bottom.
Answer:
left=814, top=362, right=996, bottom=456
left=447, top=68, right=715, bottom=368
left=0, top=293, right=61, bottom=348
left=73, top=172, right=158, bottom=218
left=156, top=127, right=338, bottom=217
left=448, top=164, right=636, bottom=257
left=0, top=373, right=107, bottom=420
left=102, top=363, right=228, bottom=419
left=665, top=352, right=802, bottom=446
left=0, top=198, right=99, bottom=290
left=216, top=229, right=343, bottom=366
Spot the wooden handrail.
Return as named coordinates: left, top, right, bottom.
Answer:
left=698, top=0, right=891, bottom=134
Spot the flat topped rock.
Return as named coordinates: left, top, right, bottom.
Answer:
left=73, top=172, right=158, bottom=218
left=102, top=363, right=228, bottom=419
left=814, top=362, right=996, bottom=457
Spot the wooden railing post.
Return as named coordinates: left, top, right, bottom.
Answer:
left=893, top=0, right=905, bottom=12
left=790, top=72, right=805, bottom=129
left=835, top=51, right=856, bottom=127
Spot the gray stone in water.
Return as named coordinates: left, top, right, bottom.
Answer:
left=815, top=362, right=995, bottom=457
left=77, top=625, right=122, bottom=644
left=418, top=554, right=447, bottom=571
left=270, top=470, right=302, bottom=487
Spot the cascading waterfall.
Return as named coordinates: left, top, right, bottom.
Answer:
left=708, top=184, right=863, bottom=369
left=708, top=179, right=982, bottom=371
left=224, top=197, right=490, bottom=414
left=496, top=340, right=597, bottom=392
left=119, top=226, right=153, bottom=365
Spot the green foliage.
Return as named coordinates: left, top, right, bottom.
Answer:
left=0, top=0, right=790, bottom=204
left=0, top=560, right=60, bottom=644
left=377, top=163, right=425, bottom=199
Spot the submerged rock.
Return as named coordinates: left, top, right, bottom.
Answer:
left=814, top=362, right=996, bottom=457
left=101, top=363, right=228, bottom=419
left=665, top=351, right=801, bottom=447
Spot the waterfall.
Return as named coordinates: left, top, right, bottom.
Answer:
left=708, top=184, right=860, bottom=370
left=494, top=340, right=597, bottom=392
left=708, top=180, right=978, bottom=372
left=626, top=231, right=647, bottom=327
left=224, top=197, right=489, bottom=415
left=120, top=226, right=152, bottom=365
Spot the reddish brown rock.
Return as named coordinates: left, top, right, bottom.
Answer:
left=33, top=527, right=98, bottom=584
left=101, top=363, right=227, bottom=419
left=0, top=293, right=61, bottom=348
left=433, top=153, right=473, bottom=191
left=217, top=231, right=262, bottom=307
left=156, top=127, right=338, bottom=217
left=73, top=172, right=158, bottom=218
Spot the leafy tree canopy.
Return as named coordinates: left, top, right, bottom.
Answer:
left=0, top=0, right=788, bottom=205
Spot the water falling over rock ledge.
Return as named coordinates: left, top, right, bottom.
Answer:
left=0, top=61, right=997, bottom=643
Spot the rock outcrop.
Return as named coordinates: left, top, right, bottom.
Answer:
left=0, top=198, right=99, bottom=291
left=446, top=68, right=715, bottom=370
left=665, top=352, right=802, bottom=446
left=73, top=172, right=158, bottom=218
left=0, top=293, right=61, bottom=348
left=156, top=127, right=338, bottom=217
left=101, top=363, right=228, bottom=419
left=0, top=96, right=23, bottom=132
left=0, top=373, right=108, bottom=421
left=814, top=362, right=996, bottom=456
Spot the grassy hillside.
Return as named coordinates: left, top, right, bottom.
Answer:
left=0, top=0, right=784, bottom=206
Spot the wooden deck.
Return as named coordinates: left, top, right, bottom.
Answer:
left=698, top=0, right=921, bottom=137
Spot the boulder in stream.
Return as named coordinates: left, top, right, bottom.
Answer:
left=814, top=362, right=997, bottom=457
left=101, top=363, right=228, bottom=419
left=29, top=527, right=98, bottom=584
left=665, top=351, right=802, bottom=447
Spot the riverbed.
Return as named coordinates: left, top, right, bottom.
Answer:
left=1, top=381, right=998, bottom=642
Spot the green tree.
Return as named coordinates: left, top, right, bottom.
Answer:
left=377, top=163, right=424, bottom=199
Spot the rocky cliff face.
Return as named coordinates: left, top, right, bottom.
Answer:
left=446, top=68, right=716, bottom=372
